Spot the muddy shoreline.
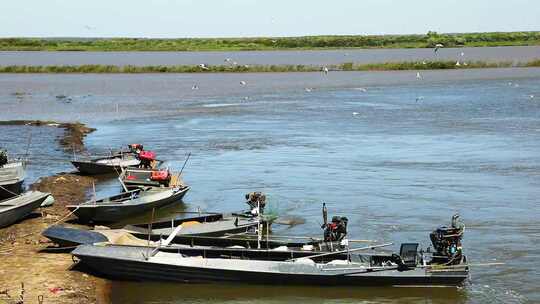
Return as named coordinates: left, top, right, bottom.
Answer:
left=0, top=121, right=107, bottom=304
left=0, top=120, right=95, bottom=152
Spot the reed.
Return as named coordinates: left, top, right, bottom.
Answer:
left=1, top=59, right=537, bottom=74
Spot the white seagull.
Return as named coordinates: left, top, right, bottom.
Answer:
left=434, top=43, right=444, bottom=53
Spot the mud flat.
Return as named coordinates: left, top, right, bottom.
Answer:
left=0, top=173, right=109, bottom=304
left=0, top=120, right=95, bottom=152
left=0, top=121, right=107, bottom=304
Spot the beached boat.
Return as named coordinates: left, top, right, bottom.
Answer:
left=43, top=211, right=268, bottom=247
left=120, top=167, right=185, bottom=190
left=71, top=156, right=140, bottom=175
left=72, top=215, right=469, bottom=286
left=0, top=191, right=50, bottom=228
left=66, top=186, right=190, bottom=223
left=71, top=144, right=161, bottom=175
left=0, top=161, right=26, bottom=199
left=72, top=241, right=468, bottom=286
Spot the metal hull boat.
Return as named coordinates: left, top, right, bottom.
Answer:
left=43, top=212, right=267, bottom=247
left=71, top=155, right=141, bottom=175
left=0, top=161, right=25, bottom=199
left=120, top=168, right=185, bottom=190
left=66, top=186, right=190, bottom=223
left=72, top=245, right=469, bottom=286
left=0, top=191, right=50, bottom=228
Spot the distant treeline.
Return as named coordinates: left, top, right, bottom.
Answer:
left=1, top=60, right=539, bottom=73
left=1, top=31, right=540, bottom=51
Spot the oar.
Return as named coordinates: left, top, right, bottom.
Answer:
left=286, top=243, right=393, bottom=262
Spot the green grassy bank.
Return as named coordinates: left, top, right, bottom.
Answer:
left=1, top=31, right=540, bottom=51
left=1, top=60, right=539, bottom=73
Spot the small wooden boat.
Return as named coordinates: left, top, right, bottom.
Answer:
left=0, top=191, right=50, bottom=228
left=0, top=161, right=26, bottom=199
left=66, top=186, right=190, bottom=223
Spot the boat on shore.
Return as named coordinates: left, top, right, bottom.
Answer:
left=66, top=186, right=190, bottom=223
left=120, top=167, right=185, bottom=190
left=0, top=191, right=51, bottom=228
left=71, top=144, right=161, bottom=175
left=72, top=215, right=469, bottom=286
left=0, top=160, right=26, bottom=199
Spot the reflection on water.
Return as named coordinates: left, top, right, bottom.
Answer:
left=110, top=282, right=467, bottom=304
left=1, top=68, right=539, bottom=303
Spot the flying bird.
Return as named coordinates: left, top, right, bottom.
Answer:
left=434, top=43, right=444, bottom=53
left=416, top=72, right=422, bottom=79
left=191, top=85, right=199, bottom=90
left=240, top=81, right=247, bottom=86
left=198, top=63, right=209, bottom=70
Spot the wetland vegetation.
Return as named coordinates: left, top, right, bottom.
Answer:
left=1, top=31, right=539, bottom=51
left=0, top=59, right=538, bottom=73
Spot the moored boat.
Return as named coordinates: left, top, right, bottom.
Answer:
left=72, top=216, right=470, bottom=286
left=0, top=157, right=26, bottom=199
left=71, top=144, right=161, bottom=175
left=120, top=167, right=185, bottom=190
left=66, top=186, right=190, bottom=223
left=0, top=191, right=51, bottom=228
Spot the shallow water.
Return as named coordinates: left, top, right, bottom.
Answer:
left=0, top=68, right=539, bottom=303
left=1, top=46, right=539, bottom=66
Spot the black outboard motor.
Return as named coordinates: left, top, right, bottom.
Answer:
left=430, top=214, right=464, bottom=264
left=321, top=203, right=348, bottom=242
left=128, top=144, right=144, bottom=154
left=245, top=192, right=266, bottom=215
left=0, top=149, right=7, bottom=167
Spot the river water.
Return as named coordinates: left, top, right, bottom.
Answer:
left=0, top=67, right=539, bottom=303
left=1, top=46, right=539, bottom=66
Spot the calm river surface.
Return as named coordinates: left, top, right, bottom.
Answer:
left=1, top=46, right=539, bottom=66
left=0, top=68, right=539, bottom=303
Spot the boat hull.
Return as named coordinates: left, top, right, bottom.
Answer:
left=0, top=161, right=25, bottom=199
left=73, top=245, right=469, bottom=286
left=69, top=187, right=189, bottom=223
left=0, top=180, right=24, bottom=199
left=71, top=161, right=125, bottom=175
left=0, top=191, right=49, bottom=228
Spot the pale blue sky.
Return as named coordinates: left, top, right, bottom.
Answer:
left=2, top=0, right=538, bottom=38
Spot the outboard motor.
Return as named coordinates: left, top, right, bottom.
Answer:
left=0, top=149, right=7, bottom=167
left=321, top=204, right=348, bottom=242
left=128, top=144, right=144, bottom=154
left=137, top=150, right=156, bottom=169
left=430, top=214, right=464, bottom=264
left=245, top=192, right=266, bottom=215
left=150, top=169, right=170, bottom=186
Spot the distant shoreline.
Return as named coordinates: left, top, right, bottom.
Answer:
left=1, top=59, right=539, bottom=73
left=1, top=31, right=539, bottom=51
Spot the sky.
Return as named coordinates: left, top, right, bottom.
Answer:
left=2, top=0, right=539, bottom=38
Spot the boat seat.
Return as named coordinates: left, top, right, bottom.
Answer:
left=399, top=243, right=419, bottom=267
